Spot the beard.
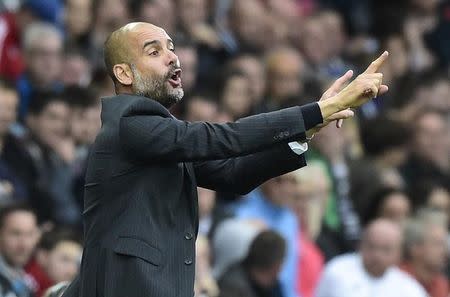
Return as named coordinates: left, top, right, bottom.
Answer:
left=131, top=64, right=184, bottom=108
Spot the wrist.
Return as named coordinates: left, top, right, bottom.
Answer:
left=318, top=97, right=342, bottom=120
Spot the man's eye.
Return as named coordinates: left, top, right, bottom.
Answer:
left=150, top=50, right=159, bottom=56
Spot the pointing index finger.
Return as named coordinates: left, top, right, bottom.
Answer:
left=363, top=51, right=389, bottom=74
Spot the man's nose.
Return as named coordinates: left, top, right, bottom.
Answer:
left=168, top=50, right=179, bottom=67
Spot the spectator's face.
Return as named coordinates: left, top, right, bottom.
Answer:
left=231, top=0, right=269, bottom=51
left=320, top=12, right=346, bottom=58
left=26, top=35, right=63, bottom=87
left=71, top=105, right=101, bottom=146
left=186, top=97, right=218, bottom=122
left=379, top=193, right=411, bottom=225
left=176, top=47, right=197, bottom=93
left=95, top=0, right=128, bottom=30
left=0, top=89, right=18, bottom=137
left=222, top=75, right=252, bottom=119
left=65, top=0, right=92, bottom=37
left=0, top=211, right=39, bottom=267
left=262, top=173, right=297, bottom=207
left=197, top=187, right=216, bottom=218
left=231, top=56, right=266, bottom=102
left=28, top=101, right=71, bottom=148
left=300, top=18, right=329, bottom=65
left=139, top=0, right=175, bottom=35
left=62, top=54, right=91, bottom=87
left=427, top=188, right=450, bottom=219
left=127, top=24, right=184, bottom=107
left=177, top=0, right=206, bottom=28
left=361, top=221, right=402, bottom=277
left=414, top=112, right=448, bottom=166
left=415, top=226, right=448, bottom=272
left=43, top=241, right=82, bottom=283
left=428, top=79, right=450, bottom=112
left=267, top=51, right=303, bottom=102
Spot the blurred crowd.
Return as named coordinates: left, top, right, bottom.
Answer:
left=0, top=0, right=449, bottom=296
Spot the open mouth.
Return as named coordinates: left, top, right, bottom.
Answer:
left=168, top=69, right=182, bottom=88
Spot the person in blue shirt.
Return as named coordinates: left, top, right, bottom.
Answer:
left=231, top=173, right=300, bottom=297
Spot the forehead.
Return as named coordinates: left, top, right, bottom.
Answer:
left=130, top=24, right=171, bottom=46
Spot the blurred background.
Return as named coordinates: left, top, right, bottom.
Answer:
left=0, top=0, right=449, bottom=296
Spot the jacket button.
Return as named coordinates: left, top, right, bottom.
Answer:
left=185, top=232, right=193, bottom=240
left=284, top=131, right=290, bottom=137
left=184, top=259, right=193, bottom=265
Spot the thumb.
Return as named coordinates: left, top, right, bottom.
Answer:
left=328, top=109, right=354, bottom=121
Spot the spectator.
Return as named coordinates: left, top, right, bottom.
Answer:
left=0, top=78, right=34, bottom=202
left=402, top=109, right=449, bottom=189
left=227, top=0, right=270, bottom=53
left=176, top=0, right=220, bottom=49
left=17, top=22, right=63, bottom=119
left=89, top=0, right=129, bottom=67
left=226, top=54, right=266, bottom=109
left=362, top=187, right=412, bottom=226
left=231, top=173, right=299, bottom=297
left=310, top=123, right=362, bottom=250
left=263, top=47, right=306, bottom=111
left=315, top=219, right=427, bottom=297
left=61, top=50, right=92, bottom=87
left=212, top=219, right=265, bottom=280
left=220, top=70, right=252, bottom=120
left=25, top=229, right=82, bottom=297
left=128, top=0, right=175, bottom=35
left=64, top=0, right=93, bottom=51
left=24, top=92, right=80, bottom=226
left=351, top=115, right=412, bottom=217
left=290, top=163, right=328, bottom=297
left=401, top=209, right=449, bottom=297
left=0, top=203, right=40, bottom=297
left=0, top=0, right=62, bottom=80
left=218, top=230, right=286, bottom=297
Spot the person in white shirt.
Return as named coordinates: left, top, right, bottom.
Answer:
left=315, top=218, right=427, bottom=297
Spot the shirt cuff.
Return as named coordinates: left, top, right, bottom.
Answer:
left=288, top=141, right=308, bottom=155
left=300, top=102, right=323, bottom=130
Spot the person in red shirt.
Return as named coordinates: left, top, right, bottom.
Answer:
left=0, top=0, right=62, bottom=81
left=401, top=209, right=449, bottom=297
left=26, top=228, right=82, bottom=297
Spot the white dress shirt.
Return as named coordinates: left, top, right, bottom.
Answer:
left=288, top=141, right=308, bottom=155
left=315, top=253, right=428, bottom=297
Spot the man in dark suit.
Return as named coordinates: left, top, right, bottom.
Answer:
left=62, top=22, right=388, bottom=297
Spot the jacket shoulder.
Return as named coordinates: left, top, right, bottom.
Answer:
left=101, top=94, right=171, bottom=122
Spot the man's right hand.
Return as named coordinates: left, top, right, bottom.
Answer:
left=318, top=51, right=389, bottom=121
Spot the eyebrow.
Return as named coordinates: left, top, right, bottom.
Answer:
left=143, top=40, right=160, bottom=49
left=143, top=39, right=174, bottom=50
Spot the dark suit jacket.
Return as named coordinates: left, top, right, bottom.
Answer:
left=62, top=94, right=321, bottom=297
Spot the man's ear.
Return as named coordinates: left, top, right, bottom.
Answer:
left=113, top=63, right=133, bottom=86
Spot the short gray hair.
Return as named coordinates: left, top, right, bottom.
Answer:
left=22, top=22, right=62, bottom=52
left=403, top=207, right=447, bottom=257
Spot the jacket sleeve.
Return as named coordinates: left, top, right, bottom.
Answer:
left=193, top=144, right=307, bottom=195
left=119, top=98, right=321, bottom=163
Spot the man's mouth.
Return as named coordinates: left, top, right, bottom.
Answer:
left=168, top=69, right=182, bottom=88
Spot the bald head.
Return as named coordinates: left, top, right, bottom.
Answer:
left=104, top=22, right=164, bottom=83
left=102, top=22, right=184, bottom=106
left=363, top=219, right=403, bottom=244
left=361, top=219, right=403, bottom=277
